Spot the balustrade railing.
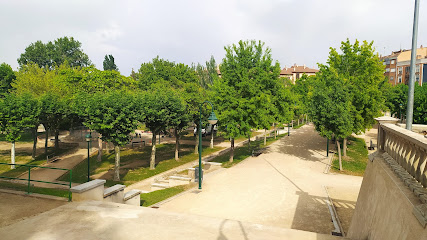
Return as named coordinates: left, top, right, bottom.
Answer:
left=378, top=123, right=427, bottom=188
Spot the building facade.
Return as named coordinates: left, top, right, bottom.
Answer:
left=280, top=64, right=319, bottom=83
left=382, top=46, right=427, bottom=86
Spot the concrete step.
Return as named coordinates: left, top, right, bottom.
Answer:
left=151, top=183, right=169, bottom=191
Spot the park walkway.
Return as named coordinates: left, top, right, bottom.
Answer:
left=16, top=143, right=97, bottom=188
left=159, top=124, right=363, bottom=234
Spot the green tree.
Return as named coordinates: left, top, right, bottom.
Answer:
left=309, top=67, right=353, bottom=170
left=321, top=39, right=386, bottom=156
left=196, top=55, right=219, bottom=89
left=103, top=54, right=119, bottom=71
left=77, top=91, right=140, bottom=181
left=136, top=57, right=204, bottom=154
left=213, top=40, right=291, bottom=160
left=413, top=85, right=427, bottom=124
left=18, top=37, right=91, bottom=69
left=0, top=63, right=16, bottom=97
left=138, top=87, right=187, bottom=169
left=0, top=94, right=40, bottom=168
left=39, top=92, right=68, bottom=153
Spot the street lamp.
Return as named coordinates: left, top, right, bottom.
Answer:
left=399, top=103, right=403, bottom=123
left=198, top=101, right=218, bottom=189
left=85, top=133, right=92, bottom=182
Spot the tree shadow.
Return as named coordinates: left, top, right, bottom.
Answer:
left=274, top=126, right=329, bottom=162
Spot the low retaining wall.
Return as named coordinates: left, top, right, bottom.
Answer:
left=347, top=153, right=427, bottom=240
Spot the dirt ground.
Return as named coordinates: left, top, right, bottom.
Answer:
left=0, top=192, right=66, bottom=228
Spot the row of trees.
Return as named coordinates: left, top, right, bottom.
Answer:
left=5, top=36, right=395, bottom=176
left=1, top=37, right=301, bottom=179
left=294, top=39, right=388, bottom=169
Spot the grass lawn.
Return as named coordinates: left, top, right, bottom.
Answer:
left=140, top=183, right=196, bottom=207
left=0, top=131, right=45, bottom=143
left=60, top=144, right=224, bottom=187
left=211, top=134, right=287, bottom=168
left=0, top=180, right=70, bottom=199
left=0, top=146, right=76, bottom=178
left=331, top=136, right=368, bottom=176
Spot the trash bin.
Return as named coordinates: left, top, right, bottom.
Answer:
left=195, top=167, right=203, bottom=183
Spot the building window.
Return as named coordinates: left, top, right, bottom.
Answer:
left=391, top=68, right=396, bottom=72
left=390, top=76, right=394, bottom=81
left=416, top=65, right=420, bottom=73
left=385, top=68, right=390, bottom=72
left=398, top=67, right=403, bottom=74
left=398, top=76, right=402, bottom=83
left=416, top=75, right=420, bottom=82
left=391, top=60, right=395, bottom=64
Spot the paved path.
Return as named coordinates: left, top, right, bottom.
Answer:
left=16, top=143, right=97, bottom=188
left=159, top=124, right=362, bottom=234
left=0, top=201, right=347, bottom=240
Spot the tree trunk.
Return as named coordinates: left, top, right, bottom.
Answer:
left=32, top=127, right=37, bottom=160
left=306, top=115, right=308, bottom=123
left=175, top=129, right=179, bottom=161
left=343, top=138, right=347, bottom=157
left=45, top=129, right=48, bottom=156
left=292, top=120, right=293, bottom=128
left=337, top=140, right=343, bottom=171
left=248, top=135, right=251, bottom=149
left=229, top=138, right=234, bottom=163
left=97, top=135, right=103, bottom=162
left=113, top=145, right=120, bottom=181
left=150, top=133, right=157, bottom=169
left=210, top=125, right=214, bottom=149
left=298, top=119, right=300, bottom=126
left=11, top=141, right=15, bottom=169
left=54, top=129, right=59, bottom=152
left=106, top=142, right=110, bottom=154
left=264, top=129, right=267, bottom=145
left=274, top=123, right=277, bottom=139
left=194, top=131, right=199, bottom=154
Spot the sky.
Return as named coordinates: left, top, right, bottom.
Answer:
left=0, top=0, right=426, bottom=76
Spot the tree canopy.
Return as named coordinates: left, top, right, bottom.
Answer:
left=17, top=37, right=92, bottom=69
left=0, top=63, right=16, bottom=96
left=103, top=54, right=119, bottom=71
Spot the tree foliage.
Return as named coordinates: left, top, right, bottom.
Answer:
left=75, top=91, right=140, bottom=181
left=0, top=63, right=16, bottom=96
left=103, top=54, right=119, bottom=71
left=213, top=40, right=293, bottom=161
left=326, top=39, right=385, bottom=133
left=17, top=37, right=91, bottom=69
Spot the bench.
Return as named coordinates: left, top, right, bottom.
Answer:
left=46, top=153, right=60, bottom=163
left=252, top=148, right=265, bottom=157
left=203, top=162, right=222, bottom=171
left=151, top=183, right=169, bottom=191
left=131, top=141, right=145, bottom=148
left=169, top=176, right=192, bottom=187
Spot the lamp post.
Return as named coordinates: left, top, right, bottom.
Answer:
left=399, top=103, right=403, bottom=123
left=85, top=133, right=92, bottom=182
left=198, top=101, right=218, bottom=189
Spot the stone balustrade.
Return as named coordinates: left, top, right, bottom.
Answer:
left=378, top=123, right=427, bottom=188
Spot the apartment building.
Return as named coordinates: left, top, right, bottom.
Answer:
left=382, top=46, right=427, bottom=86
left=280, top=64, right=319, bottom=83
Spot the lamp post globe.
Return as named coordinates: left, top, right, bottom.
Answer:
left=198, top=102, right=218, bottom=189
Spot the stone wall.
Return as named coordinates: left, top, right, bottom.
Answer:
left=347, top=155, right=427, bottom=240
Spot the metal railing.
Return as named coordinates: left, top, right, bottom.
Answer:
left=0, top=163, right=72, bottom=201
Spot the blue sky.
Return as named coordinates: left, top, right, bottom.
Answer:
left=0, top=0, right=426, bottom=75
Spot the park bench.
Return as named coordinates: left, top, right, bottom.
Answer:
left=131, top=140, right=145, bottom=148
left=252, top=148, right=266, bottom=157
left=46, top=153, right=60, bottom=163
